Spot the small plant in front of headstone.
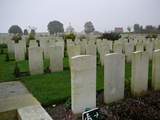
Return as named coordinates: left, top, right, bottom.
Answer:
left=64, top=33, right=76, bottom=52
left=0, top=44, right=4, bottom=54
left=5, top=53, right=9, bottom=61
left=64, top=33, right=76, bottom=41
left=0, top=43, right=7, bottom=54
left=64, top=98, right=71, bottom=110
left=14, top=62, right=20, bottom=77
left=27, top=29, right=36, bottom=46
left=28, top=33, right=35, bottom=40
left=0, top=49, right=4, bottom=54
left=25, top=50, right=28, bottom=60
left=44, top=66, right=51, bottom=73
left=36, top=40, right=40, bottom=46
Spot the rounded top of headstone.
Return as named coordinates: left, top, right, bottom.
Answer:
left=71, top=55, right=96, bottom=71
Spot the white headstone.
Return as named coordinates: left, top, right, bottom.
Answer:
left=136, top=42, right=144, bottom=52
left=145, top=42, right=153, bottom=60
left=40, top=39, right=49, bottom=59
left=124, top=42, right=134, bottom=63
left=86, top=44, right=96, bottom=56
left=99, top=44, right=110, bottom=66
left=67, top=45, right=80, bottom=59
left=14, top=43, right=25, bottom=61
left=19, top=40, right=26, bottom=53
left=154, top=40, right=160, bottom=50
left=71, top=55, right=96, bottom=114
left=56, top=42, right=64, bottom=58
left=29, top=40, right=38, bottom=48
left=131, top=51, right=149, bottom=95
left=113, top=43, right=123, bottom=54
left=29, top=47, right=44, bottom=75
left=49, top=46, right=63, bottom=72
left=104, top=53, right=125, bottom=103
left=80, top=40, right=86, bottom=55
left=152, top=49, right=160, bottom=90
left=7, top=40, right=15, bottom=54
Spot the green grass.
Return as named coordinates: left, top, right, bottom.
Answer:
left=18, top=60, right=29, bottom=72
left=21, top=71, right=71, bottom=105
left=0, top=54, right=16, bottom=82
left=20, top=57, right=104, bottom=105
left=0, top=49, right=153, bottom=106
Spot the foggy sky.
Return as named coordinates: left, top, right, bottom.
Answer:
left=0, top=0, right=160, bottom=33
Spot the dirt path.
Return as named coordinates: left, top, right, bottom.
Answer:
left=45, top=90, right=160, bottom=120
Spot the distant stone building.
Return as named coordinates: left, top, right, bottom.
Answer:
left=114, top=27, right=123, bottom=33
left=66, top=23, right=75, bottom=34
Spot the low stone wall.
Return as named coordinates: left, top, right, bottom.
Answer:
left=0, top=81, right=52, bottom=120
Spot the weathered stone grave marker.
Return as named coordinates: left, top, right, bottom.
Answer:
left=104, top=53, right=125, bottom=103
left=29, top=47, right=44, bottom=75
left=71, top=55, right=96, bottom=114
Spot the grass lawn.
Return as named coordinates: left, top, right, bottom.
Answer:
left=0, top=49, right=152, bottom=106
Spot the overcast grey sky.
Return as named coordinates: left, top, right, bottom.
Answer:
left=0, top=0, right=160, bottom=33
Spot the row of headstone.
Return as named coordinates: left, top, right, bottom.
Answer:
left=5, top=36, right=160, bottom=67
left=71, top=49, right=160, bottom=114
left=65, top=38, right=160, bottom=66
left=71, top=55, right=96, bottom=113
left=0, top=35, right=12, bottom=44
left=5, top=39, right=26, bottom=60
left=5, top=37, right=160, bottom=53
left=28, top=46, right=63, bottom=75
left=39, top=39, right=64, bottom=59
left=6, top=38, right=64, bottom=61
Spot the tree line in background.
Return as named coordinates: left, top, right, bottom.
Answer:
left=8, top=21, right=160, bottom=40
left=8, top=21, right=95, bottom=35
left=133, top=24, right=160, bottom=33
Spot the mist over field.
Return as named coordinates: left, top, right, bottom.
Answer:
left=0, top=0, right=160, bottom=32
